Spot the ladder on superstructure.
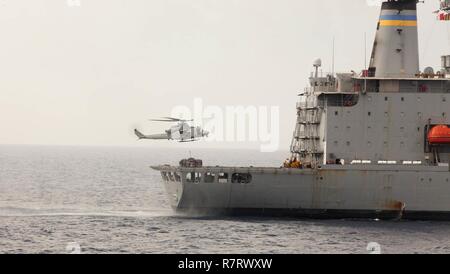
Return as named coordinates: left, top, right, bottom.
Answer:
left=290, top=94, right=323, bottom=167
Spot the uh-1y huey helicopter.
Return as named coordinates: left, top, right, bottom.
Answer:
left=134, top=117, right=209, bottom=143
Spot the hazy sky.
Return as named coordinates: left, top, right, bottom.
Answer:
left=0, top=0, right=448, bottom=150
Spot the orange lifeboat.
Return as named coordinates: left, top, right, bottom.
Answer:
left=428, top=125, right=450, bottom=144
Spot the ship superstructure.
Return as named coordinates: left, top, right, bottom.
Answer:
left=152, top=0, right=450, bottom=220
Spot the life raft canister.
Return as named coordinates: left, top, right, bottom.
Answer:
left=428, top=125, right=450, bottom=144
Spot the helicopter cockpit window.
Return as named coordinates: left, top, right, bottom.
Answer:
left=231, top=173, right=252, bottom=184
left=161, top=172, right=169, bottom=182
left=168, top=173, right=175, bottom=182
left=174, top=172, right=181, bottom=182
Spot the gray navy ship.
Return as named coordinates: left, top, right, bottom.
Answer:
left=152, top=0, right=450, bottom=220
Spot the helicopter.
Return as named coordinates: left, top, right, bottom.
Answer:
left=134, top=117, right=209, bottom=143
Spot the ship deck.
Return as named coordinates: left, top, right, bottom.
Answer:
left=151, top=164, right=450, bottom=173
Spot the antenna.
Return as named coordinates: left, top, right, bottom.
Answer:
left=364, top=32, right=367, bottom=94
left=332, top=37, right=335, bottom=76
left=364, top=32, right=367, bottom=70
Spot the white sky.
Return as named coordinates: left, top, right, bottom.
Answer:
left=0, top=0, right=448, bottom=150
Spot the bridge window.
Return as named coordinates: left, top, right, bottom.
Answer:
left=231, top=173, right=252, bottom=184
left=204, top=172, right=216, bottom=183
left=186, top=172, right=202, bottom=183
left=218, top=173, right=229, bottom=183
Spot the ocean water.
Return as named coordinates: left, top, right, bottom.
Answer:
left=1, top=145, right=450, bottom=254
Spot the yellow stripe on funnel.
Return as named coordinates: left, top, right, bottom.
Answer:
left=379, top=20, right=417, bottom=27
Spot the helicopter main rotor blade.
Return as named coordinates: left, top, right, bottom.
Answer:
left=149, top=119, right=177, bottom=122
left=162, top=117, right=181, bottom=121
left=150, top=117, right=194, bottom=122
left=162, top=117, right=194, bottom=122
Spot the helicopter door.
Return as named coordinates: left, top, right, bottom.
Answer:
left=191, top=127, right=195, bottom=139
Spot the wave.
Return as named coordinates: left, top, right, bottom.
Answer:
left=0, top=207, right=174, bottom=217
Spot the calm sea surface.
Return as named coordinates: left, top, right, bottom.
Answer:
left=1, top=145, right=450, bottom=254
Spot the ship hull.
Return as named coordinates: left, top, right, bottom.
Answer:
left=153, top=165, right=450, bottom=220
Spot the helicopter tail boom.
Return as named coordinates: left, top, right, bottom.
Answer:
left=134, top=129, right=169, bottom=140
